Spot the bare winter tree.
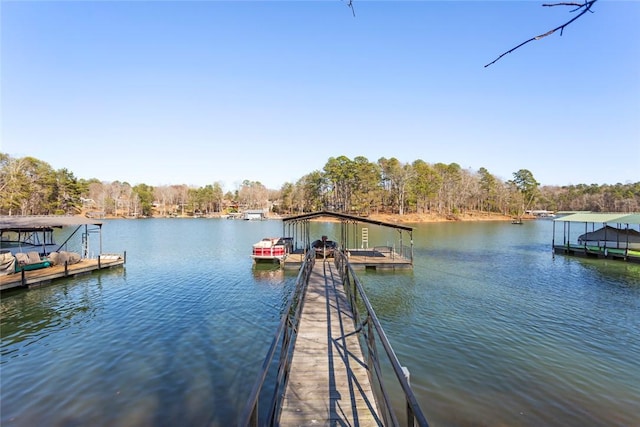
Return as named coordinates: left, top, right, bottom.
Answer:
left=485, top=0, right=598, bottom=67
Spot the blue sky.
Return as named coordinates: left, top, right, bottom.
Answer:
left=2, top=1, right=639, bottom=191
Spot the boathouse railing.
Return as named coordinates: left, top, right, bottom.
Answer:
left=240, top=250, right=316, bottom=427
left=399, top=243, right=413, bottom=263
left=335, top=250, right=429, bottom=427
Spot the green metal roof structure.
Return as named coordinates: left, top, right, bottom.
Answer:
left=554, top=213, right=640, bottom=225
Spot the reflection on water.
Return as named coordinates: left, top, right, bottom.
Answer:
left=252, top=262, right=285, bottom=283
left=0, top=277, right=107, bottom=356
left=566, top=256, right=640, bottom=288
left=1, top=219, right=639, bottom=426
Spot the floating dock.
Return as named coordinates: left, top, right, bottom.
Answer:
left=1, top=216, right=126, bottom=291
left=552, top=212, right=640, bottom=263
left=0, top=255, right=125, bottom=291
left=281, top=211, right=414, bottom=270
left=283, top=248, right=412, bottom=270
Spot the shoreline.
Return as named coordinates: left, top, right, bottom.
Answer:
left=365, top=212, right=517, bottom=224
left=85, top=211, right=525, bottom=224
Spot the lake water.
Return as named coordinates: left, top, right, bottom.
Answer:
left=1, top=218, right=638, bottom=427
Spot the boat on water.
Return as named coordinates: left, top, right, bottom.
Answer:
left=578, top=225, right=640, bottom=250
left=251, top=237, right=292, bottom=263
left=312, top=236, right=337, bottom=258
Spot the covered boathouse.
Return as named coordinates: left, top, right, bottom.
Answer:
left=279, top=210, right=414, bottom=270
left=552, top=212, right=640, bottom=263
left=0, top=216, right=125, bottom=290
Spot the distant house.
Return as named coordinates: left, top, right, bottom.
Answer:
left=243, top=210, right=266, bottom=220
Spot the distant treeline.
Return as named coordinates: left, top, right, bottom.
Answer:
left=1, top=153, right=638, bottom=217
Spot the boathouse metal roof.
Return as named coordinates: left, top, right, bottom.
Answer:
left=554, top=213, right=640, bottom=225
left=282, top=210, right=413, bottom=232
left=618, top=214, right=640, bottom=224
left=0, top=216, right=103, bottom=231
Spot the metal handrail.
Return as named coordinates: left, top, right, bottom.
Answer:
left=334, top=250, right=430, bottom=427
left=240, top=250, right=316, bottom=426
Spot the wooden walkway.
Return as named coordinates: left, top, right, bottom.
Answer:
left=279, top=259, right=382, bottom=426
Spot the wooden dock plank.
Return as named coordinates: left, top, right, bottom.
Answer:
left=279, top=260, right=382, bottom=426
left=284, top=250, right=412, bottom=270
left=0, top=257, right=124, bottom=291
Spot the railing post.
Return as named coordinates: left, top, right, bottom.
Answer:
left=403, top=366, right=415, bottom=427
left=367, top=314, right=376, bottom=367
left=250, top=405, right=257, bottom=427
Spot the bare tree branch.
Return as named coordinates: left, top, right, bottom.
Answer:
left=543, top=2, right=587, bottom=8
left=345, top=0, right=356, bottom=17
left=485, top=0, right=598, bottom=68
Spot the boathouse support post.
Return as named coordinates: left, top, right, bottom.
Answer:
left=83, top=225, right=88, bottom=259
left=99, top=224, right=103, bottom=258
left=410, top=230, right=414, bottom=265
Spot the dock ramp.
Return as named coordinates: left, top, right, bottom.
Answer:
left=279, top=259, right=381, bottom=425
left=241, top=251, right=429, bottom=427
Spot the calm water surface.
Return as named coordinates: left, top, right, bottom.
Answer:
left=1, top=219, right=638, bottom=426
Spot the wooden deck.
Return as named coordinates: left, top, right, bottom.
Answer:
left=553, top=244, right=640, bottom=263
left=284, top=249, right=412, bottom=270
left=0, top=256, right=125, bottom=291
left=279, top=259, right=382, bottom=426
